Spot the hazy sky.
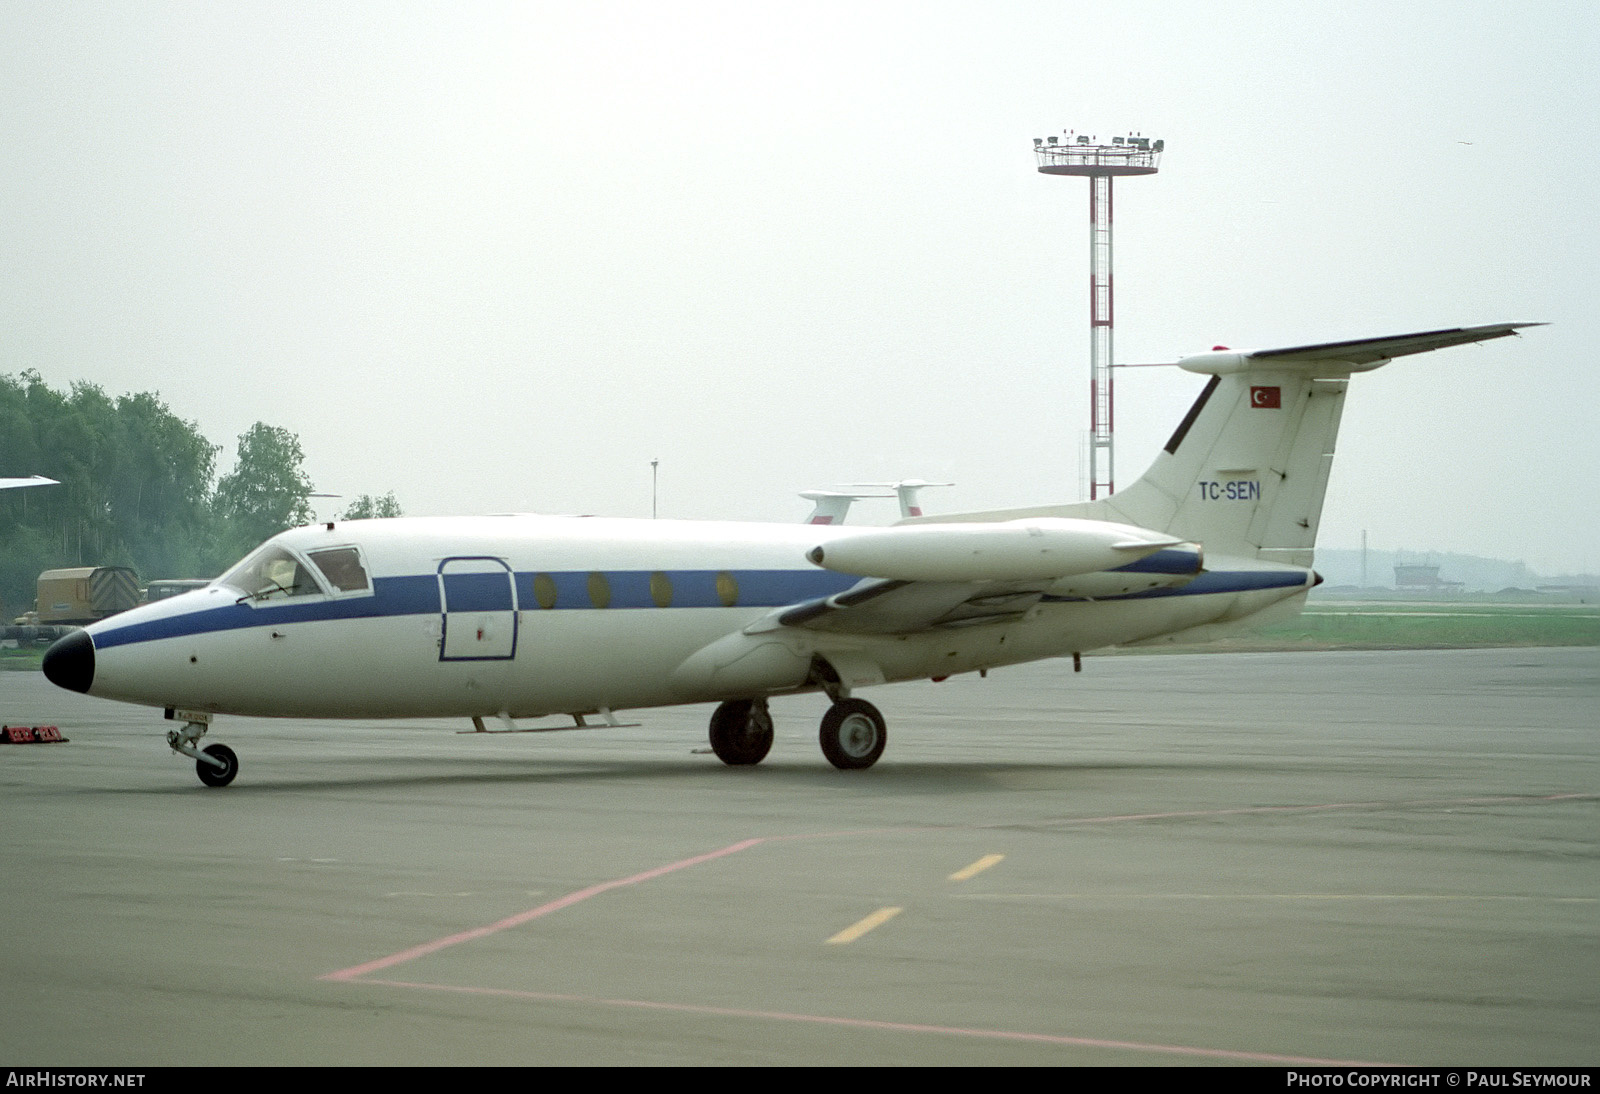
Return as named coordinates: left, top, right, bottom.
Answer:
left=2, top=2, right=1595, bottom=573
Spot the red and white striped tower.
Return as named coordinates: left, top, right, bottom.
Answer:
left=1034, top=132, right=1163, bottom=499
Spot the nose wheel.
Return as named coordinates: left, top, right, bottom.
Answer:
left=167, top=718, right=239, bottom=787
left=196, top=743, right=239, bottom=787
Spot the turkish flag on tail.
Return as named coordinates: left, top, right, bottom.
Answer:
left=1250, top=386, right=1281, bottom=408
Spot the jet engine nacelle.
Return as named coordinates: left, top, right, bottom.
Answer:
left=807, top=518, right=1183, bottom=583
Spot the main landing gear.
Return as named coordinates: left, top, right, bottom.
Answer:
left=708, top=698, right=774, bottom=766
left=707, top=695, right=887, bottom=770
left=818, top=698, right=887, bottom=770
left=166, top=716, right=239, bottom=787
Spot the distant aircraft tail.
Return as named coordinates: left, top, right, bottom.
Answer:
left=800, top=489, right=890, bottom=525
left=912, top=324, right=1537, bottom=564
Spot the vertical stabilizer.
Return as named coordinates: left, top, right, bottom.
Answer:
left=906, top=324, right=1537, bottom=564
left=1086, top=365, right=1348, bottom=565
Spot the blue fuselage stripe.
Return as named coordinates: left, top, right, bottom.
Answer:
left=1111, top=547, right=1203, bottom=575
left=88, top=567, right=1300, bottom=650
left=1041, top=569, right=1304, bottom=603
left=441, top=571, right=515, bottom=612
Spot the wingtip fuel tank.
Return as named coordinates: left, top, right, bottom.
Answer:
left=806, top=518, right=1184, bottom=583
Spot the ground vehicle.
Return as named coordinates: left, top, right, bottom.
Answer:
left=34, top=566, right=140, bottom=625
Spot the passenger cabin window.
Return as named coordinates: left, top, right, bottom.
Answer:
left=308, top=547, right=370, bottom=593
left=533, top=573, right=557, bottom=609
left=219, top=545, right=325, bottom=602
left=649, top=571, right=673, bottom=608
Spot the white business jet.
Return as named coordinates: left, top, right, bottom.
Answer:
left=1, top=476, right=59, bottom=490
left=42, top=324, right=1535, bottom=786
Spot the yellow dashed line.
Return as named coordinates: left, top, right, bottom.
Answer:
left=826, top=906, right=902, bottom=945
left=948, top=853, right=1005, bottom=882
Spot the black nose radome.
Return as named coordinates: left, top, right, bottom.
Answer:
left=43, top=629, right=95, bottom=694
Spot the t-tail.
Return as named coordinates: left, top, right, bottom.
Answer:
left=914, top=324, right=1539, bottom=567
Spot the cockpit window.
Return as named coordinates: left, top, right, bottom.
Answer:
left=307, top=547, right=370, bottom=593
left=219, top=545, right=326, bottom=602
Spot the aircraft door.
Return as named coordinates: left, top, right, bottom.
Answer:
left=438, top=557, right=518, bottom=661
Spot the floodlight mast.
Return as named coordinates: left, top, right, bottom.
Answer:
left=1034, top=132, right=1163, bottom=499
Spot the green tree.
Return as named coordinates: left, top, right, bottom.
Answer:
left=212, top=423, right=314, bottom=562
left=339, top=492, right=403, bottom=520
left=105, top=391, right=220, bottom=578
left=0, top=377, right=317, bottom=611
left=1, top=373, right=221, bottom=611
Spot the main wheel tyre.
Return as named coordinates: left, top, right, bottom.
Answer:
left=196, top=743, right=239, bottom=787
left=708, top=700, right=774, bottom=766
left=819, top=699, right=886, bottom=770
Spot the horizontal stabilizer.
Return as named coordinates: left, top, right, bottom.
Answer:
left=1179, top=323, right=1542, bottom=376
left=909, top=322, right=1543, bottom=568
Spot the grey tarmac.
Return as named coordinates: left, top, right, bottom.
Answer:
left=0, top=647, right=1595, bottom=1066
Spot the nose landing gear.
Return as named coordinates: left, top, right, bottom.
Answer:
left=195, top=743, right=238, bottom=787
left=166, top=715, right=238, bottom=787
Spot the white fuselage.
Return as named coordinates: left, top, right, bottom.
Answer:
left=71, top=514, right=1311, bottom=721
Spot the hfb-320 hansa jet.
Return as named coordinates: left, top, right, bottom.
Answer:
left=42, top=324, right=1536, bottom=786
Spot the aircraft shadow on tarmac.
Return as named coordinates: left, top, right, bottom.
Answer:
left=91, top=754, right=1293, bottom=795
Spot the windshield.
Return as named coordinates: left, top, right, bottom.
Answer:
left=218, top=545, right=326, bottom=602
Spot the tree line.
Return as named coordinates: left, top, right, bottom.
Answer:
left=0, top=371, right=399, bottom=618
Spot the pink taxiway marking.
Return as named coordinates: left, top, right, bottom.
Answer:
left=319, top=792, right=1585, bottom=1061
left=319, top=837, right=765, bottom=982
left=356, top=977, right=1388, bottom=1067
